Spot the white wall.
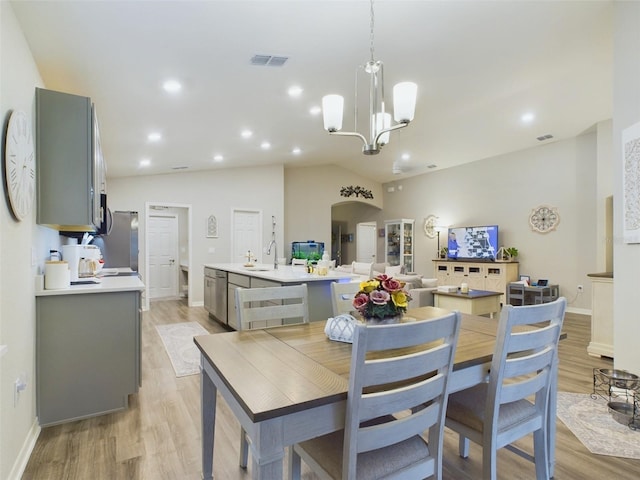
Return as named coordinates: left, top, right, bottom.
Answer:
left=284, top=165, right=383, bottom=260
left=107, top=165, right=284, bottom=305
left=0, top=3, right=44, bottom=479
left=375, top=127, right=609, bottom=313
left=613, top=1, right=640, bottom=372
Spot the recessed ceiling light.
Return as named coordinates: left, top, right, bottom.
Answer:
left=241, top=129, right=253, bottom=139
left=162, top=79, right=182, bottom=93
left=147, top=132, right=162, bottom=142
left=292, top=147, right=301, bottom=155
left=288, top=86, right=303, bottom=97
left=139, top=158, right=151, bottom=167
left=401, top=153, right=410, bottom=161
left=309, top=106, right=321, bottom=115
left=521, top=112, right=535, bottom=124
left=261, top=141, right=271, bottom=150
left=213, top=154, right=224, bottom=162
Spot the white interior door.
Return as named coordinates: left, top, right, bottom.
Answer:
left=231, top=209, right=263, bottom=263
left=356, top=222, right=377, bottom=263
left=148, top=214, right=179, bottom=299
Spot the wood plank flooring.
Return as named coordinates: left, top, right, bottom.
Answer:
left=22, top=300, right=640, bottom=479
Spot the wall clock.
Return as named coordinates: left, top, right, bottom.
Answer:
left=529, top=205, right=560, bottom=233
left=4, top=110, right=35, bottom=221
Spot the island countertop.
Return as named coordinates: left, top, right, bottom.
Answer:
left=35, top=272, right=144, bottom=297
left=204, top=263, right=357, bottom=283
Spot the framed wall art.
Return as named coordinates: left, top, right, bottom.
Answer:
left=207, top=215, right=218, bottom=238
left=623, top=121, right=640, bottom=243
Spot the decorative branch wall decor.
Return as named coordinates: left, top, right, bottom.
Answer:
left=340, top=185, right=374, bottom=199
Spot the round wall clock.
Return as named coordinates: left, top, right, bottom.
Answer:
left=529, top=205, right=560, bottom=233
left=4, top=110, right=35, bottom=221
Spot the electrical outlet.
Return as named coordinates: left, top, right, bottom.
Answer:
left=14, top=372, right=28, bottom=407
left=577, top=285, right=584, bottom=292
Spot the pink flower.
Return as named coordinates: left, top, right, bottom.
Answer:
left=369, top=289, right=391, bottom=305
left=381, top=277, right=403, bottom=292
left=353, top=293, right=370, bottom=311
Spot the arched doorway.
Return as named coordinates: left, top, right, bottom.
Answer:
left=331, top=201, right=381, bottom=267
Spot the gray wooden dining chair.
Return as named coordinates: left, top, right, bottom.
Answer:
left=445, top=297, right=567, bottom=480
left=234, top=284, right=309, bottom=330
left=288, top=311, right=462, bottom=480
left=330, top=281, right=360, bottom=317
left=235, top=284, right=309, bottom=468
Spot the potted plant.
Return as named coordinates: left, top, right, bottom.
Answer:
left=439, top=246, right=448, bottom=259
left=505, top=247, right=519, bottom=260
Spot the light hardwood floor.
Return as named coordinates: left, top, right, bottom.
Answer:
left=23, top=300, right=640, bottom=479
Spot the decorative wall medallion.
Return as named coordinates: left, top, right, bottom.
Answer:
left=529, top=205, right=560, bottom=233
left=423, top=214, right=438, bottom=238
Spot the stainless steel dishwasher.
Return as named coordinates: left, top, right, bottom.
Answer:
left=204, top=268, right=228, bottom=324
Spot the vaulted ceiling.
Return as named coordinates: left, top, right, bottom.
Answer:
left=11, top=0, right=613, bottom=183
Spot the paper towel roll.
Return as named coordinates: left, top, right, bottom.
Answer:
left=45, top=261, right=70, bottom=289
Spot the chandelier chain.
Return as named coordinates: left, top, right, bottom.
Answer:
left=369, top=0, right=375, bottom=62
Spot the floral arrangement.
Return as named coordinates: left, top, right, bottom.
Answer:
left=353, top=274, right=412, bottom=320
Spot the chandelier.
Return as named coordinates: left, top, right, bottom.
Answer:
left=321, top=0, right=417, bottom=155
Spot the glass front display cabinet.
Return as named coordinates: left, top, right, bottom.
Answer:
left=384, top=219, right=414, bottom=272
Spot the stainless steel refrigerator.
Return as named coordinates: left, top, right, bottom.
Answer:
left=94, top=211, right=139, bottom=270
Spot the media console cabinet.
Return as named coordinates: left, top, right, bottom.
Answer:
left=433, top=260, right=519, bottom=303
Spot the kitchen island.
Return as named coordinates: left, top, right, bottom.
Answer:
left=35, top=274, right=144, bottom=426
left=203, top=263, right=357, bottom=329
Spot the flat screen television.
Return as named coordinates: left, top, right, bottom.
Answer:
left=447, top=225, right=498, bottom=261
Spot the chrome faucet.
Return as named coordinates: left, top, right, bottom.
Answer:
left=267, top=215, right=278, bottom=269
left=267, top=238, right=278, bottom=270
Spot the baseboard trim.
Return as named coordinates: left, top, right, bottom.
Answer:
left=7, top=418, right=40, bottom=480
left=567, top=306, right=591, bottom=316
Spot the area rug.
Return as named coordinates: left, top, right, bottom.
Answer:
left=155, top=322, right=209, bottom=377
left=556, top=392, right=640, bottom=459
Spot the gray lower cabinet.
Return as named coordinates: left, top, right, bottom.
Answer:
left=36, top=290, right=141, bottom=426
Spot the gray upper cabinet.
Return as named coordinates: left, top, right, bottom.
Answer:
left=36, top=87, right=104, bottom=231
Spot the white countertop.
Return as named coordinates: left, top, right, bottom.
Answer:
left=35, top=273, right=145, bottom=296
left=204, top=263, right=357, bottom=283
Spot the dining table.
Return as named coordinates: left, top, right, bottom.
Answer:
left=194, top=306, right=562, bottom=480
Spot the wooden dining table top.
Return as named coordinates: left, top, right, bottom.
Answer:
left=194, top=307, right=512, bottom=423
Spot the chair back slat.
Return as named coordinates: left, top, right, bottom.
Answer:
left=503, top=347, right=554, bottom=379
left=359, top=374, right=446, bottom=422
left=501, top=370, right=549, bottom=404
left=507, top=324, right=560, bottom=353
left=363, top=344, right=450, bottom=386
left=357, top=401, right=441, bottom=453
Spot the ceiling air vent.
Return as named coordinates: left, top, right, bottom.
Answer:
left=536, top=134, right=554, bottom=142
left=250, top=54, right=289, bottom=67
left=171, top=166, right=189, bottom=170
left=427, top=164, right=437, bottom=169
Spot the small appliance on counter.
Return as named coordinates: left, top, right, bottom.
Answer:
left=61, top=244, right=102, bottom=284
left=44, top=261, right=70, bottom=289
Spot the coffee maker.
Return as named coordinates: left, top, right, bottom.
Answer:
left=61, top=245, right=101, bottom=282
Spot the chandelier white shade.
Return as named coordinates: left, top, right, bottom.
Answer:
left=393, top=82, right=418, bottom=123
left=322, top=94, right=344, bottom=132
left=320, top=1, right=417, bottom=155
